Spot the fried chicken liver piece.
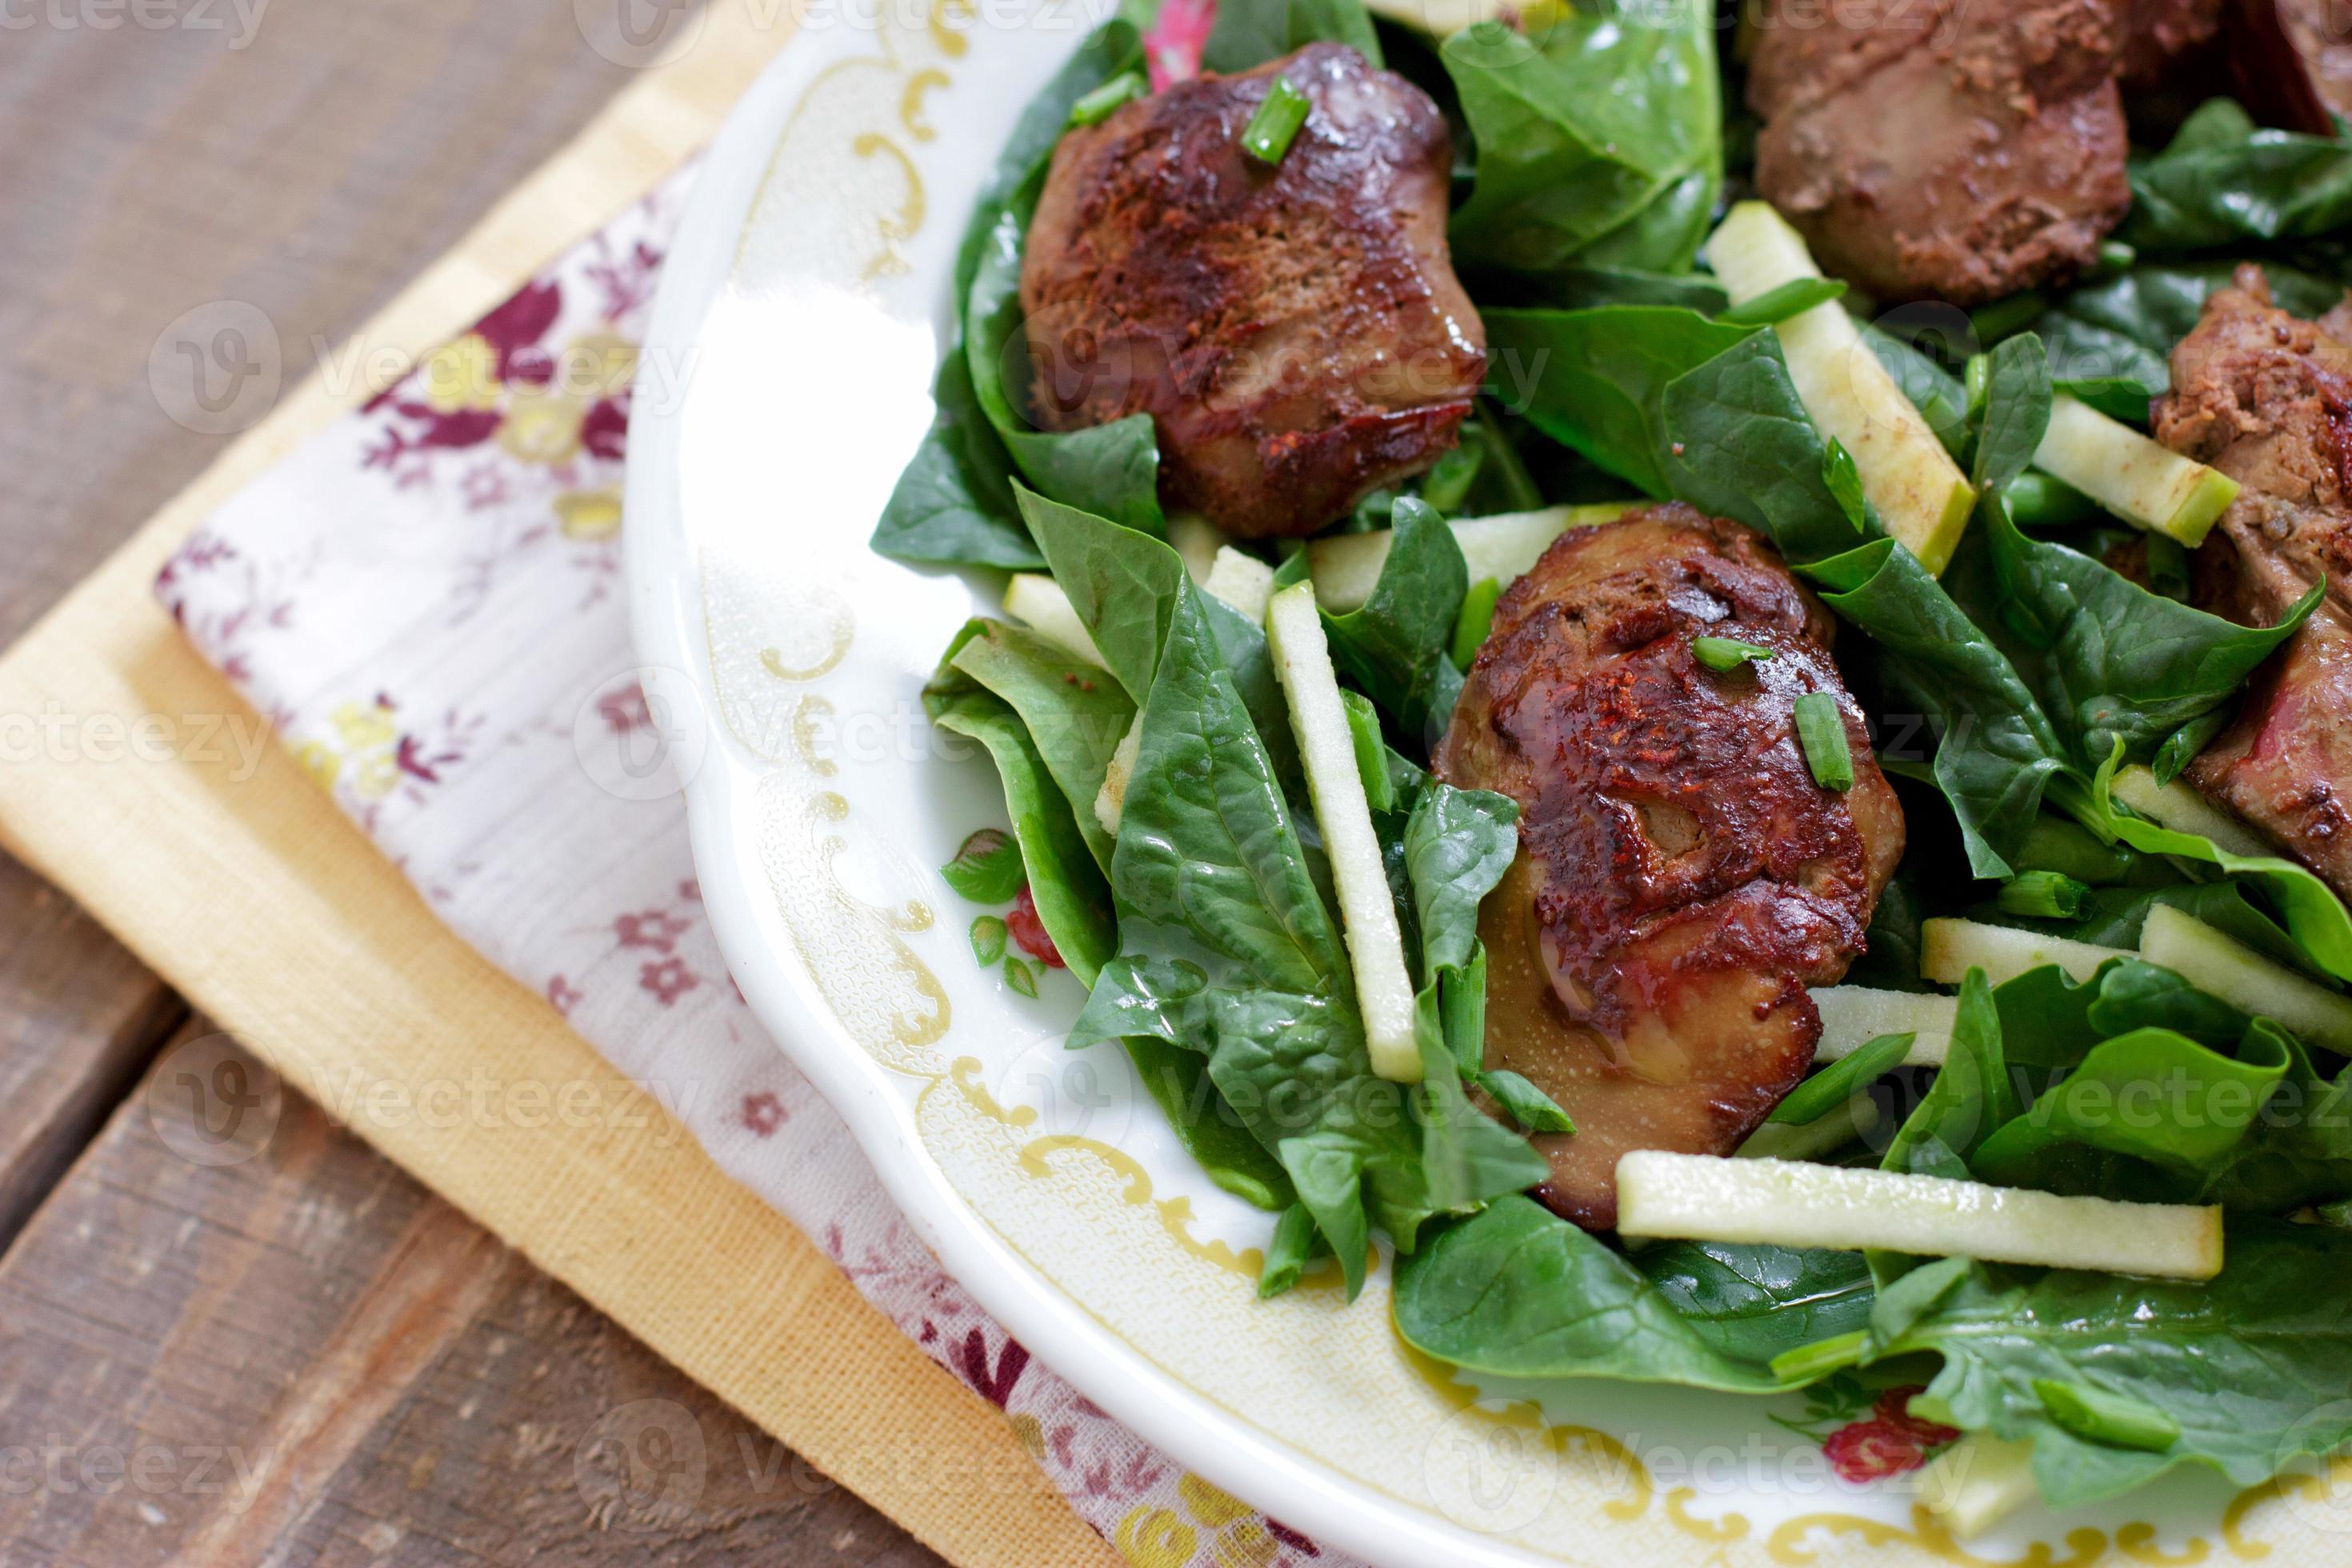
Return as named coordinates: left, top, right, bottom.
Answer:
left=1018, top=43, right=1485, bottom=540
left=2154, top=265, right=2352, bottom=898
left=1434, top=506, right=1905, bottom=1230
left=1746, top=0, right=2131, bottom=305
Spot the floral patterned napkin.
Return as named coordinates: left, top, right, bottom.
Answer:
left=156, top=163, right=1345, bottom=1568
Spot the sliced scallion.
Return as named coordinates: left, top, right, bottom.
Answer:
left=1451, top=578, right=1501, bottom=670
left=1069, top=72, right=1146, bottom=127
left=2032, top=1380, right=2180, bottom=1453
left=1996, top=869, right=2090, bottom=921
left=1241, top=77, right=1310, bottom=165
left=1693, top=634, right=1776, bottom=672
left=1793, top=690, right=1854, bottom=790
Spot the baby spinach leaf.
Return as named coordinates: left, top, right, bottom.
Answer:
left=1202, top=0, right=1379, bottom=72
left=1394, top=1195, right=1874, bottom=1389
left=1806, top=540, right=2070, bottom=877
left=2036, top=259, right=2343, bottom=399
left=2086, top=762, right=2352, bottom=981
left=873, top=9, right=1159, bottom=568
left=1970, top=334, right=2051, bottom=494
left=1019, top=484, right=1186, bottom=705
left=1882, top=1221, right=2352, bottom=1508
left=1126, top=1036, right=1298, bottom=1212
left=872, top=351, right=1044, bottom=569
left=1966, top=502, right=2320, bottom=768
left=1116, top=586, right=1342, bottom=991
left=966, top=202, right=1163, bottom=534
left=1883, top=968, right=2017, bottom=1184
left=1441, top=10, right=1720, bottom=278
left=1658, top=328, right=1872, bottom=565
left=1320, top=497, right=1470, bottom=743
left=1257, top=1200, right=1330, bottom=1298
left=950, top=619, right=1137, bottom=876
left=2126, top=99, right=2352, bottom=253
left=1482, top=306, right=1751, bottom=495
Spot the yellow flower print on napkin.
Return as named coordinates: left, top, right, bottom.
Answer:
left=1114, top=1505, right=1198, bottom=1568
left=498, top=387, right=586, bottom=466
left=289, top=699, right=402, bottom=799
left=1180, top=1476, right=1278, bottom=1568
left=421, top=332, right=501, bottom=414
left=554, top=488, right=622, bottom=541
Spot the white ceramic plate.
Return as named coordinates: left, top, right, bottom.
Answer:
left=624, top=6, right=2344, bottom=1562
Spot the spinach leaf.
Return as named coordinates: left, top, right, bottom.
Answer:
left=1021, top=484, right=1302, bottom=796
left=2086, top=762, right=2352, bottom=981
left=2126, top=99, right=2352, bottom=254
left=1883, top=1221, right=2352, bottom=1508
left=2037, top=260, right=2343, bottom=400
left=872, top=350, right=1044, bottom=569
left=927, top=688, right=1118, bottom=985
left=1116, top=586, right=1342, bottom=990
left=1126, top=1036, right=1299, bottom=1213
left=1970, top=334, right=2051, bottom=494
left=1967, top=500, right=2320, bottom=768
left=1394, top=1195, right=1874, bottom=1390
left=1657, top=328, right=1874, bottom=565
left=1806, top=540, right=2070, bottom=877
left=1864, top=325, right=1970, bottom=457
left=1320, top=497, right=1470, bottom=744
left=949, top=619, right=1137, bottom=876
left=1482, top=306, right=1752, bottom=494
left=1201, top=0, right=1379, bottom=72
left=966, top=202, right=1163, bottom=533
left=1441, top=10, right=1720, bottom=278
left=1883, top=968, right=2018, bottom=1183
left=873, top=9, right=1162, bottom=566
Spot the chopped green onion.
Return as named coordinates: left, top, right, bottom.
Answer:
left=1770, top=1032, right=1914, bottom=1125
left=1793, top=691, right=1854, bottom=790
left=1476, top=1068, right=1576, bottom=1134
left=1969, top=290, right=2047, bottom=344
left=1996, top=870, right=2091, bottom=921
left=1069, top=72, right=1146, bottom=126
left=1963, top=353, right=1991, bottom=422
left=1257, top=1202, right=1326, bottom=1298
left=2015, top=817, right=2133, bottom=884
left=1241, top=77, right=1310, bottom=165
left=2092, top=239, right=2137, bottom=278
left=1451, top=578, right=1502, bottom=670
left=1718, top=276, right=1847, bottom=327
left=1339, top=687, right=1394, bottom=814
left=2146, top=532, right=2191, bottom=602
left=2032, top=1380, right=2180, bottom=1453
left=1693, top=634, right=1777, bottom=672
left=1419, top=445, right=1482, bottom=514
left=2000, top=469, right=2098, bottom=527
left=1770, top=1330, right=1868, bottom=1385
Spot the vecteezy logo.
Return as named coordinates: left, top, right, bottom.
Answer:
left=1420, top=1399, right=1563, bottom=1536
left=148, top=302, right=283, bottom=436
left=574, top=1398, right=709, bottom=1529
left=574, top=0, right=707, bottom=68
left=570, top=666, right=712, bottom=802
left=145, top=1033, right=283, bottom=1167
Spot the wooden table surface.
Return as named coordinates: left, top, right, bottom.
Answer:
left=0, top=5, right=946, bottom=1562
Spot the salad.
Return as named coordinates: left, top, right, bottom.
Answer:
left=874, top=0, right=2352, bottom=1535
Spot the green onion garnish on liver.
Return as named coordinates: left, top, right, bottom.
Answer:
left=1793, top=691, right=1854, bottom=790
left=1241, top=78, right=1310, bottom=165
left=1997, top=870, right=2090, bottom=921
left=1692, top=634, right=1776, bottom=672
left=1069, top=71, right=1146, bottom=127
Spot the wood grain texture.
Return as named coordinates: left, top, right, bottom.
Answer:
left=0, top=855, right=183, bottom=1250
left=0, top=1024, right=946, bottom=1566
left=0, top=6, right=951, bottom=1562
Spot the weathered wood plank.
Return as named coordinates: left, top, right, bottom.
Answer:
left=0, top=1024, right=947, bottom=1565
left=0, top=853, right=182, bottom=1249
